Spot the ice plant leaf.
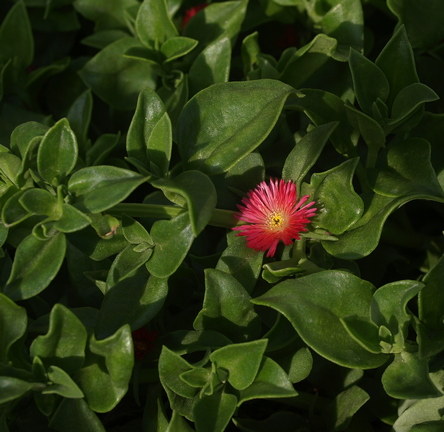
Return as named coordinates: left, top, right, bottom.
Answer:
left=232, top=179, right=316, bottom=257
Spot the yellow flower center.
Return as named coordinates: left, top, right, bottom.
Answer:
left=267, top=212, right=285, bottom=229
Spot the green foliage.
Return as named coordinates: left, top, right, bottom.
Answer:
left=1, top=0, right=444, bottom=430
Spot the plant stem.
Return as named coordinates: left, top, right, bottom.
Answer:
left=109, top=204, right=240, bottom=228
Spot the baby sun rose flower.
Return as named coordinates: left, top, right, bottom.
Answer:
left=232, top=179, right=316, bottom=257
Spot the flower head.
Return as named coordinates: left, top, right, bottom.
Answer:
left=132, top=328, right=158, bottom=360
left=232, top=179, right=316, bottom=257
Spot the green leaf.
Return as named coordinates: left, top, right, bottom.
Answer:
left=216, top=231, right=263, bottom=295
left=0, top=377, right=34, bottom=404
left=193, top=387, right=238, bottom=432
left=159, top=346, right=197, bottom=399
left=86, top=133, right=120, bottom=166
left=4, top=232, right=66, bottom=301
left=375, top=25, right=419, bottom=108
left=279, top=34, right=338, bottom=88
left=183, top=0, right=247, bottom=59
left=418, top=255, right=444, bottom=357
left=74, top=325, right=134, bottom=413
left=323, top=385, right=370, bottom=431
left=0, top=293, right=27, bottom=362
left=9, top=121, right=48, bottom=159
left=145, top=212, right=194, bottom=278
left=127, top=86, right=172, bottom=176
left=194, top=269, right=261, bottom=343
left=49, top=398, right=106, bottom=432
left=152, top=170, right=217, bottom=237
left=252, top=271, right=388, bottom=369
left=210, top=340, right=267, bottom=390
left=177, top=79, right=295, bottom=175
left=135, top=0, right=178, bottom=48
left=382, top=352, right=441, bottom=399
left=37, top=118, right=78, bottom=186
left=30, top=304, right=87, bottom=373
left=2, top=189, right=31, bottom=227
left=282, top=122, right=338, bottom=191
left=0, top=152, right=22, bottom=188
left=161, top=37, right=198, bottom=63
left=122, top=214, right=152, bottom=244
left=66, top=89, right=93, bottom=155
left=348, top=49, right=389, bottom=115
left=237, top=356, right=298, bottom=405
left=79, top=37, right=158, bottom=111
left=0, top=1, right=34, bottom=74
left=19, top=189, right=58, bottom=216
left=53, top=204, right=92, bottom=233
left=43, top=365, right=84, bottom=398
left=189, top=37, right=231, bottom=97
left=68, top=165, right=147, bottom=213
left=307, top=158, right=364, bottom=235
left=369, top=138, right=444, bottom=198
left=166, top=411, right=196, bottom=432
left=96, top=268, right=167, bottom=339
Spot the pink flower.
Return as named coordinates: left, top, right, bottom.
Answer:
left=182, top=3, right=208, bottom=29
left=132, top=328, right=158, bottom=360
left=232, top=179, right=316, bottom=257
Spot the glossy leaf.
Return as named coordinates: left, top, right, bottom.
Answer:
left=193, top=387, right=238, bottom=432
left=43, top=365, right=84, bottom=398
left=252, top=271, right=387, bottom=369
left=79, top=37, right=158, bottom=111
left=210, top=340, right=267, bottom=390
left=188, top=37, right=231, bottom=97
left=237, top=356, right=297, bottom=405
left=0, top=377, right=34, bottom=404
left=4, top=232, right=66, bottom=301
left=37, top=118, right=78, bottom=186
left=375, top=25, right=419, bottom=108
left=161, top=37, right=198, bottom=63
left=96, top=268, right=167, bottom=339
left=145, top=211, right=194, bottom=278
left=127, top=86, right=172, bottom=176
left=152, top=170, right=217, bottom=237
left=382, top=352, right=441, bottom=399
left=282, top=122, right=338, bottom=191
left=68, top=165, right=147, bottom=213
left=53, top=204, right=92, bottom=233
left=30, top=304, right=87, bottom=374
left=0, top=293, right=27, bottom=362
left=135, top=0, right=178, bottom=48
left=193, top=269, right=261, bottom=343
left=19, top=188, right=58, bottom=216
left=177, top=80, right=295, bottom=174
left=306, top=158, right=364, bottom=234
left=74, top=325, right=133, bottom=413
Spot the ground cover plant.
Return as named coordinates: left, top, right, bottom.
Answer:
left=1, top=0, right=444, bottom=430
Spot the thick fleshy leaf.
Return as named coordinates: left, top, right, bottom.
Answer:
left=166, top=411, right=195, bottom=432
left=252, top=271, right=387, bottom=369
left=145, top=212, right=194, bottom=278
left=49, top=398, right=106, bottom=432
left=418, top=255, right=444, bottom=357
left=0, top=293, right=27, bottom=362
left=0, top=377, right=34, bottom=404
left=79, top=37, right=158, bottom=111
left=382, top=352, right=441, bottom=399
left=66, top=89, right=93, bottom=155
left=306, top=158, right=364, bottom=235
left=127, top=86, right=172, bottom=176
left=68, top=166, right=147, bottom=213
left=282, top=122, right=338, bottom=191
left=177, top=80, right=295, bottom=175
left=96, top=268, right=167, bottom=339
left=237, top=356, right=297, bottom=405
left=193, top=269, right=261, bottom=343
left=74, top=325, right=134, bottom=413
left=216, top=231, right=263, bottom=295
left=4, top=232, right=66, bottom=301
left=193, top=387, right=238, bottom=432
left=43, top=365, right=84, bottom=398
left=30, top=304, right=87, bottom=373
left=375, top=25, right=419, bottom=108
left=369, top=138, right=444, bottom=198
left=53, top=204, right=92, bottom=233
left=37, top=118, right=78, bottom=186
left=188, top=37, right=231, bottom=97
left=152, top=170, right=217, bottom=236
left=349, top=49, right=389, bottom=115
left=135, top=0, right=178, bottom=48
left=19, top=188, right=58, bottom=216
left=9, top=121, right=48, bottom=159
left=161, top=37, right=198, bottom=63
left=210, top=340, right=267, bottom=390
